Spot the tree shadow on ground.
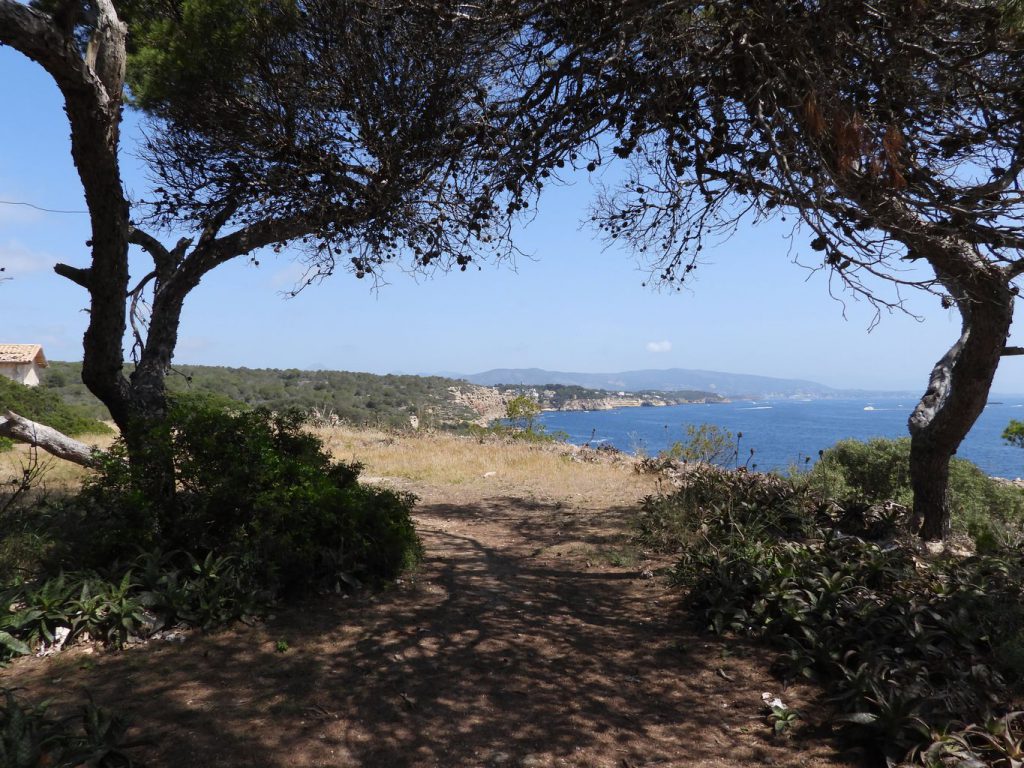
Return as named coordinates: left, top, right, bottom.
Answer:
left=4, top=496, right=857, bottom=768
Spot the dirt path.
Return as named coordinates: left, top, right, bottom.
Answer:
left=4, top=487, right=855, bottom=767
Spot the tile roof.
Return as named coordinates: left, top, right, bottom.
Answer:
left=0, top=344, right=47, bottom=366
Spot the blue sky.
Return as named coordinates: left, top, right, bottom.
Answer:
left=3, top=46, right=1024, bottom=394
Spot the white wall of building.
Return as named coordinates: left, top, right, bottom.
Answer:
left=0, top=362, right=42, bottom=386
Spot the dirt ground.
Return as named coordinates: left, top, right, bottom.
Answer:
left=3, top=469, right=860, bottom=767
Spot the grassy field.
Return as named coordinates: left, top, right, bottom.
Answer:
left=0, top=431, right=115, bottom=491
left=1, top=425, right=654, bottom=508
left=312, top=424, right=657, bottom=505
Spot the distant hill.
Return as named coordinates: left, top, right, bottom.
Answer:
left=41, top=362, right=481, bottom=430
left=459, top=367, right=845, bottom=399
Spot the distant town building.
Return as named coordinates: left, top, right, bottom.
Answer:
left=0, top=344, right=48, bottom=386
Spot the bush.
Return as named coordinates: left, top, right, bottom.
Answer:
left=808, top=437, right=1024, bottom=550
left=644, top=466, right=1024, bottom=765
left=662, top=424, right=739, bottom=466
left=635, top=464, right=818, bottom=552
left=0, top=396, right=421, bottom=665
left=81, top=395, right=421, bottom=592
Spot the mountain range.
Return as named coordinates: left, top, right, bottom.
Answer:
left=453, top=367, right=907, bottom=399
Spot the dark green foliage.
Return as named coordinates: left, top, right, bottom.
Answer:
left=81, top=395, right=421, bottom=592
left=122, top=0, right=299, bottom=113
left=0, top=377, right=110, bottom=451
left=809, top=438, right=1024, bottom=550
left=636, top=464, right=815, bottom=553
left=0, top=688, right=136, bottom=768
left=0, top=554, right=265, bottom=666
left=1004, top=419, right=1024, bottom=449
left=0, top=571, right=149, bottom=657
left=644, top=466, right=1024, bottom=765
left=40, top=361, right=477, bottom=428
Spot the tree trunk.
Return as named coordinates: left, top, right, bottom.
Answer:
left=908, top=268, right=1014, bottom=541
left=910, top=439, right=953, bottom=540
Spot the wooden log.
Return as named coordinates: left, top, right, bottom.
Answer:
left=0, top=410, right=100, bottom=467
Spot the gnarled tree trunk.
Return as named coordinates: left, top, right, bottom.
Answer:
left=908, top=252, right=1014, bottom=541
left=0, top=0, right=177, bottom=501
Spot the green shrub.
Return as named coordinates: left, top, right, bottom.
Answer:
left=662, top=424, right=738, bottom=466
left=0, top=396, right=421, bottom=665
left=0, top=377, right=110, bottom=438
left=808, top=437, right=1024, bottom=549
left=505, top=395, right=541, bottom=432
left=470, top=421, right=566, bottom=444
left=635, top=464, right=818, bottom=552
left=646, top=466, right=1024, bottom=765
left=80, top=394, right=421, bottom=593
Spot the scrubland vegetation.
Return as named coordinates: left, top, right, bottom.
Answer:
left=39, top=362, right=478, bottom=429
left=637, top=440, right=1024, bottom=766
left=3, top=397, right=1024, bottom=766
left=0, top=397, right=422, bottom=765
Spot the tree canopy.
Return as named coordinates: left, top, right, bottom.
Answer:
left=4, top=0, right=1024, bottom=539
left=0, top=0, right=524, bottom=498
left=495, top=0, right=1024, bottom=538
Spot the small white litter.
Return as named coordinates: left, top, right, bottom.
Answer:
left=37, top=626, right=71, bottom=657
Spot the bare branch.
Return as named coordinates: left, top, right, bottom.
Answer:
left=54, top=262, right=92, bottom=289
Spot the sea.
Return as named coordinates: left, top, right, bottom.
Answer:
left=536, top=397, right=1024, bottom=479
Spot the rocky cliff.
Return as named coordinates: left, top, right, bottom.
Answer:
left=448, top=384, right=727, bottom=424
left=447, top=385, right=509, bottom=424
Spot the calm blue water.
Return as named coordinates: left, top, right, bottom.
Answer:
left=537, top=398, right=1024, bottom=479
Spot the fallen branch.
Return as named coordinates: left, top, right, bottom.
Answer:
left=0, top=410, right=100, bottom=468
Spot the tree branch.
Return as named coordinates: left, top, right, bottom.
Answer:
left=178, top=214, right=314, bottom=287
left=195, top=198, right=242, bottom=251
left=54, top=262, right=93, bottom=288
left=0, top=0, right=112, bottom=110
left=1003, top=256, right=1024, bottom=280
left=128, top=225, right=177, bottom=280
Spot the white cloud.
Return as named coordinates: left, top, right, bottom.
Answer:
left=0, top=240, right=54, bottom=275
left=646, top=340, right=672, bottom=353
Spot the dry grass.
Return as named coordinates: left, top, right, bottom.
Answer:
left=312, top=425, right=659, bottom=507
left=2, top=426, right=655, bottom=510
left=0, top=432, right=116, bottom=493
